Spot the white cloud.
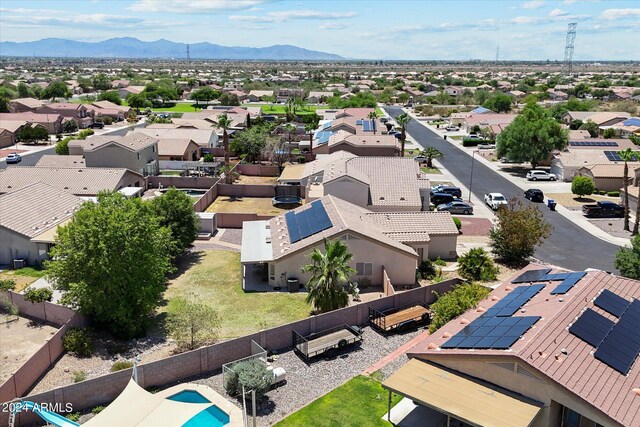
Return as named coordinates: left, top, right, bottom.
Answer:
left=129, top=0, right=269, bottom=13
left=600, top=8, right=640, bottom=20
left=522, top=1, right=545, bottom=9
left=319, top=23, right=347, bottom=30
left=511, top=16, right=544, bottom=24
left=549, top=8, right=567, bottom=17
left=230, top=10, right=357, bottom=23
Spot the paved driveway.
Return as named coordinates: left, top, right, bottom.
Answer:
left=385, top=106, right=618, bottom=272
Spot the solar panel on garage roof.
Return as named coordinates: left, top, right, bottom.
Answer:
left=550, top=272, right=586, bottom=294
left=569, top=141, right=618, bottom=147
left=285, top=201, right=333, bottom=244
left=594, top=300, right=640, bottom=374
left=356, top=120, right=363, bottom=125
left=569, top=308, right=615, bottom=347
left=511, top=269, right=551, bottom=283
left=594, top=289, right=630, bottom=317
left=604, top=151, right=639, bottom=162
left=362, top=120, right=373, bottom=132
left=482, top=284, right=544, bottom=317
left=440, top=316, right=541, bottom=349
left=623, top=118, right=640, bottom=127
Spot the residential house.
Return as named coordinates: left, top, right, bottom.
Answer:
left=0, top=120, right=30, bottom=148
left=388, top=266, right=640, bottom=427
left=240, top=195, right=458, bottom=290
left=505, top=90, right=526, bottom=99
left=8, top=97, right=46, bottom=112
left=0, top=112, right=63, bottom=134
left=312, top=130, right=400, bottom=156
left=463, top=113, right=517, bottom=134
left=611, top=117, right=640, bottom=138
left=36, top=155, right=86, bottom=168
left=68, top=133, right=159, bottom=176
left=88, top=100, right=132, bottom=122
left=444, top=86, right=462, bottom=97
left=561, top=111, right=630, bottom=128
left=134, top=127, right=218, bottom=148
left=37, top=103, right=94, bottom=129
left=0, top=182, right=83, bottom=267
left=577, top=164, right=632, bottom=192
left=547, top=89, right=568, bottom=101
left=550, top=145, right=639, bottom=182
left=157, top=138, right=201, bottom=161
left=223, top=81, right=243, bottom=91
left=306, top=91, right=334, bottom=103
left=276, top=88, right=305, bottom=102
left=111, top=79, right=130, bottom=89
left=0, top=166, right=144, bottom=196
left=247, top=90, right=274, bottom=102
left=117, top=85, right=145, bottom=100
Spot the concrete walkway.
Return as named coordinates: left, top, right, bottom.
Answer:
left=408, top=110, right=631, bottom=248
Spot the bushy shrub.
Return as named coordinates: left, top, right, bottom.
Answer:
left=67, top=413, right=81, bottom=422
left=416, top=260, right=436, bottom=280
left=571, top=176, right=595, bottom=198
left=607, top=191, right=620, bottom=197
left=102, top=116, right=113, bottom=125
left=434, top=257, right=447, bottom=266
left=358, top=277, right=372, bottom=289
left=24, top=287, right=53, bottom=303
left=224, top=358, right=272, bottom=398
left=429, top=283, right=491, bottom=333
left=0, top=294, right=19, bottom=316
left=452, top=217, right=462, bottom=231
left=0, top=279, right=16, bottom=291
left=111, top=361, right=134, bottom=372
left=462, top=138, right=491, bottom=147
left=599, top=190, right=606, bottom=195
left=73, top=371, right=87, bottom=383
left=92, top=406, right=105, bottom=414
left=63, top=328, right=93, bottom=357
left=457, top=248, right=500, bottom=281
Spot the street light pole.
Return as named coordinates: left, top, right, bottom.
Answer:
left=469, top=150, right=477, bottom=202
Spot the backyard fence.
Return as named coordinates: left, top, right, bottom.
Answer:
left=4, top=279, right=462, bottom=427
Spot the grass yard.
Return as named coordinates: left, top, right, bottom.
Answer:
left=260, top=104, right=323, bottom=115
left=162, top=250, right=310, bottom=339
left=206, top=196, right=298, bottom=215
left=151, top=103, right=202, bottom=113
left=274, top=375, right=401, bottom=427
left=0, top=268, right=45, bottom=292
left=421, top=166, right=442, bottom=174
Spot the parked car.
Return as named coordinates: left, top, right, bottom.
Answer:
left=445, top=125, right=458, bottom=131
left=430, top=192, right=462, bottom=207
left=431, top=184, right=446, bottom=192
left=5, top=153, right=21, bottom=164
left=437, top=201, right=474, bottom=215
left=414, top=155, right=426, bottom=163
left=484, top=193, right=508, bottom=210
left=478, top=143, right=496, bottom=150
left=582, top=201, right=625, bottom=218
left=524, top=188, right=544, bottom=202
left=526, top=170, right=556, bottom=181
left=500, top=157, right=519, bottom=163
left=89, top=122, right=105, bottom=129
left=434, top=186, right=462, bottom=198
left=466, top=134, right=481, bottom=140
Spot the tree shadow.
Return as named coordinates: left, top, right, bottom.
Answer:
left=573, top=197, right=595, bottom=203
left=167, top=250, right=204, bottom=280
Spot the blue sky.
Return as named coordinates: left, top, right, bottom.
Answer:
left=0, top=0, right=638, bottom=60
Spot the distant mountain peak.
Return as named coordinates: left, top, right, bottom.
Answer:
left=0, top=38, right=344, bottom=60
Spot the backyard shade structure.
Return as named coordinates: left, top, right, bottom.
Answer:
left=382, top=359, right=542, bottom=427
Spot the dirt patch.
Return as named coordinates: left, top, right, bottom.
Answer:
left=0, top=148, right=27, bottom=157
left=546, top=193, right=619, bottom=210
left=0, top=316, right=58, bottom=384
left=457, top=217, right=493, bottom=236
left=234, top=175, right=278, bottom=185
left=0, top=271, right=40, bottom=292
left=588, top=218, right=634, bottom=239
left=206, top=196, right=300, bottom=215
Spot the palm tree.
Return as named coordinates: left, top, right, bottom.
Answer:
left=619, top=148, right=635, bottom=231
left=633, top=187, right=640, bottom=235
left=301, top=239, right=355, bottom=313
left=368, top=111, right=378, bottom=135
left=304, top=122, right=316, bottom=155
left=216, top=113, right=233, bottom=184
left=421, top=146, right=444, bottom=169
left=395, top=113, right=412, bottom=157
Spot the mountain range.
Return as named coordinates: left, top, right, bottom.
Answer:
left=0, top=37, right=344, bottom=60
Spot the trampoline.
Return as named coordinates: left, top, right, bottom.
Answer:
left=272, top=196, right=302, bottom=206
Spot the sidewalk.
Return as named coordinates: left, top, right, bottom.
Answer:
left=406, top=109, right=631, bottom=248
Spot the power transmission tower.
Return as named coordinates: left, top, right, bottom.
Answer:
left=495, top=46, right=500, bottom=65
left=186, top=44, right=190, bottom=63
left=563, top=23, right=577, bottom=75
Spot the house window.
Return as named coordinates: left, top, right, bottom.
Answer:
left=137, top=153, right=140, bottom=160
left=269, top=264, right=275, bottom=275
left=356, top=262, right=373, bottom=276
left=561, top=407, right=584, bottom=427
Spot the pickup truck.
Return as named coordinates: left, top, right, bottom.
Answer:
left=582, top=201, right=625, bottom=218
left=484, top=193, right=508, bottom=210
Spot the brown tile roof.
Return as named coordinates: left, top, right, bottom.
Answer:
left=157, top=138, right=197, bottom=157
left=465, top=113, right=517, bottom=127
left=410, top=266, right=640, bottom=427
left=83, top=132, right=158, bottom=152
left=0, top=120, right=27, bottom=133
left=0, top=112, right=62, bottom=123
left=135, top=128, right=215, bottom=147
left=10, top=97, right=45, bottom=109
left=0, top=182, right=82, bottom=238
left=302, top=150, right=356, bottom=180
left=364, top=211, right=459, bottom=241
left=579, top=163, right=628, bottom=179
left=36, top=155, right=86, bottom=168
left=329, top=132, right=399, bottom=148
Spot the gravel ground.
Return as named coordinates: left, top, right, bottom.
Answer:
left=588, top=218, right=634, bottom=239
left=219, top=228, right=243, bottom=245
left=182, top=325, right=425, bottom=426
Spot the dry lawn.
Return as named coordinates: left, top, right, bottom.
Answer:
left=0, top=270, right=41, bottom=292
left=546, top=193, right=619, bottom=209
left=206, top=196, right=301, bottom=215
left=234, top=175, right=278, bottom=185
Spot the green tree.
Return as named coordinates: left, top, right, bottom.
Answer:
left=603, top=128, right=617, bottom=139
left=190, top=87, right=219, bottom=106
left=167, top=296, right=220, bottom=350
left=496, top=102, right=568, bottom=168
left=490, top=197, right=552, bottom=265
left=483, top=93, right=512, bottom=113
left=457, top=248, right=499, bottom=281
left=17, top=82, right=30, bottom=98
left=428, top=283, right=491, bottom=333
left=216, top=113, right=233, bottom=183
left=97, top=90, right=122, bottom=105
left=473, top=89, right=491, bottom=105
left=63, top=119, right=78, bottom=133
left=614, top=235, right=640, bottom=279
left=434, top=91, right=453, bottom=105
left=219, top=92, right=240, bottom=106
left=126, top=93, right=152, bottom=109
left=301, top=239, right=354, bottom=313
left=618, top=148, right=636, bottom=231
left=42, top=80, right=71, bottom=101
left=92, top=73, right=112, bottom=92
left=571, top=176, right=596, bottom=199
left=420, top=146, right=443, bottom=168
left=150, top=187, right=199, bottom=256
left=18, top=125, right=49, bottom=143
left=367, top=110, right=378, bottom=134
left=55, top=136, right=72, bottom=155
left=395, top=113, right=412, bottom=157
left=48, top=192, right=173, bottom=338
left=229, top=123, right=272, bottom=162
left=263, top=94, right=276, bottom=109
left=579, top=120, right=599, bottom=137
left=224, top=358, right=272, bottom=398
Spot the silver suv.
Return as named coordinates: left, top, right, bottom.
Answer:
left=526, top=170, right=556, bottom=181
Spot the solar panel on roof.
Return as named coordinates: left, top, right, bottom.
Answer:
left=623, top=118, right=640, bottom=127
left=594, top=300, right=640, bottom=374
left=569, top=308, right=615, bottom=347
left=482, top=284, right=544, bottom=317
left=594, top=289, right=630, bottom=317
left=604, top=150, right=639, bottom=162
left=441, top=315, right=541, bottom=350
left=550, top=273, right=585, bottom=295
left=569, top=141, right=619, bottom=147
left=511, top=269, right=551, bottom=283
left=285, top=202, right=333, bottom=244
left=285, top=211, right=302, bottom=243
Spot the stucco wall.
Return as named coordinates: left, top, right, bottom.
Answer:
left=426, top=235, right=458, bottom=259
left=85, top=143, right=158, bottom=176
left=323, top=177, right=369, bottom=208
left=0, top=228, right=48, bottom=266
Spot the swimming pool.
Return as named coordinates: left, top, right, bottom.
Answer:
left=182, top=405, right=230, bottom=427
left=167, top=389, right=211, bottom=404
left=156, top=188, right=208, bottom=198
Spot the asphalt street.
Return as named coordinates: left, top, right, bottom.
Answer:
left=385, top=106, right=618, bottom=272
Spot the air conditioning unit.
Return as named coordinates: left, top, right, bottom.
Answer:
left=13, top=259, right=25, bottom=269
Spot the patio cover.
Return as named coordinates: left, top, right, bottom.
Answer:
left=240, top=220, right=273, bottom=263
left=84, top=379, right=209, bottom=427
left=30, top=219, right=72, bottom=244
left=383, top=359, right=541, bottom=427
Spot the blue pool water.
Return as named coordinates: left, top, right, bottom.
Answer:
left=167, top=390, right=211, bottom=404
left=182, top=405, right=230, bottom=427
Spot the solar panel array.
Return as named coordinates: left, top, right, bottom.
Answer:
left=604, top=151, right=639, bottom=162
left=594, top=300, right=640, bottom=374
left=285, top=201, right=333, bottom=244
left=623, top=118, right=640, bottom=127
left=549, top=272, right=587, bottom=295
left=511, top=269, right=551, bottom=283
left=314, top=131, right=332, bottom=145
left=355, top=120, right=363, bottom=125
left=362, top=120, right=375, bottom=132
left=569, top=308, right=614, bottom=347
left=482, top=284, right=544, bottom=317
left=594, top=289, right=630, bottom=317
left=441, top=316, right=541, bottom=349
left=569, top=141, right=618, bottom=147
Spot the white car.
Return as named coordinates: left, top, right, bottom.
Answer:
left=445, top=126, right=458, bottom=131
left=484, top=193, right=508, bottom=210
left=526, top=170, right=556, bottom=181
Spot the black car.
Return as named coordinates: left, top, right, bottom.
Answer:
left=524, top=188, right=544, bottom=202
left=582, top=201, right=625, bottom=218
left=430, top=192, right=461, bottom=207
left=90, top=122, right=105, bottom=129
left=434, top=186, right=462, bottom=198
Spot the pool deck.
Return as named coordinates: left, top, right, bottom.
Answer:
left=156, top=383, right=243, bottom=426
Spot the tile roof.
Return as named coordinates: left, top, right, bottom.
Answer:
left=0, top=120, right=28, bottom=133
left=410, top=266, right=640, bottom=427
left=157, top=138, right=197, bottom=157
left=0, top=112, right=62, bottom=123
left=0, top=182, right=82, bottom=238
left=579, top=163, right=629, bottom=179
left=329, top=133, right=399, bottom=148
left=364, top=211, right=459, bottom=240
left=302, top=150, right=356, bottom=180
left=134, top=128, right=215, bottom=147
left=0, top=166, right=142, bottom=195
left=79, top=132, right=158, bottom=152
left=36, top=155, right=86, bottom=168
left=10, top=97, right=45, bottom=109
left=465, top=113, right=518, bottom=127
